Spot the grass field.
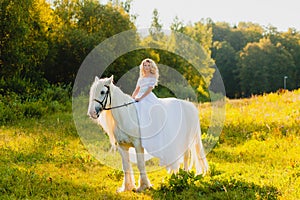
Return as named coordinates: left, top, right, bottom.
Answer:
left=0, top=89, right=299, bottom=199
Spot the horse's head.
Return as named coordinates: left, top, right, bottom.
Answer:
left=87, top=75, right=114, bottom=119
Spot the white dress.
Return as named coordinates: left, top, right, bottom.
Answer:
left=134, top=77, right=196, bottom=169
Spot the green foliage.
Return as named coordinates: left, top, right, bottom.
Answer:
left=0, top=76, right=47, bottom=99
left=212, top=41, right=239, bottom=98
left=238, top=38, right=296, bottom=96
left=211, top=21, right=300, bottom=97
left=1, top=89, right=299, bottom=199
left=1, top=0, right=300, bottom=198
left=0, top=0, right=53, bottom=80
left=154, top=169, right=279, bottom=200
left=183, top=19, right=213, bottom=54
left=201, top=89, right=300, bottom=147
left=0, top=113, right=150, bottom=199
left=0, top=80, right=71, bottom=125
left=150, top=9, right=163, bottom=37
left=1, top=0, right=300, bottom=98
left=141, top=13, right=215, bottom=100
left=43, top=0, right=135, bottom=84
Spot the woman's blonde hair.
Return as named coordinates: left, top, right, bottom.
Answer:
left=139, top=58, right=159, bottom=81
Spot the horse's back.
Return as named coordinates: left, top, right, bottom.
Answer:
left=140, top=97, right=200, bottom=166
left=160, top=97, right=199, bottom=126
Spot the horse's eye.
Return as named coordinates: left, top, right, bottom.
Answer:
left=100, top=91, right=105, bottom=95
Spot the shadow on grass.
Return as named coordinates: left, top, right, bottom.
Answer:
left=0, top=165, right=140, bottom=200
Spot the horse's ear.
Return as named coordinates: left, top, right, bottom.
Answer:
left=94, top=76, right=99, bottom=82
left=109, top=75, right=114, bottom=83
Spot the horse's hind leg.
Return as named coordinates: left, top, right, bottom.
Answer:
left=135, top=146, right=152, bottom=192
left=117, top=145, right=136, bottom=192
left=195, top=139, right=209, bottom=174
left=184, top=149, right=191, bottom=171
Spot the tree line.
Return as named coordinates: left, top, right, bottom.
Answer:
left=210, top=22, right=300, bottom=97
left=1, top=0, right=299, bottom=100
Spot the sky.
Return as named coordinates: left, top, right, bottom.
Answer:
left=101, top=0, right=299, bottom=32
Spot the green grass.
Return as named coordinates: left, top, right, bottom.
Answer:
left=0, top=89, right=299, bottom=199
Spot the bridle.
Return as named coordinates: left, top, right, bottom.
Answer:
left=93, top=85, right=137, bottom=113
left=93, top=85, right=111, bottom=111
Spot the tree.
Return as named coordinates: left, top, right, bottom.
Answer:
left=237, top=38, right=295, bottom=96
left=212, top=41, right=239, bottom=98
left=237, top=22, right=264, bottom=43
left=212, top=22, right=232, bottom=43
left=149, top=8, right=163, bottom=40
left=43, top=0, right=136, bottom=83
left=52, top=0, right=80, bottom=28
left=182, top=20, right=216, bottom=100
left=183, top=19, right=213, bottom=54
left=0, top=0, right=53, bottom=82
left=170, top=16, right=184, bottom=32
left=271, top=29, right=300, bottom=89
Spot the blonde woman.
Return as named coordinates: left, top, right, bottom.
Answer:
left=132, top=58, right=159, bottom=102
left=131, top=58, right=164, bottom=160
left=130, top=58, right=208, bottom=173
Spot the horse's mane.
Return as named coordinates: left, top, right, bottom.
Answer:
left=101, top=110, right=116, bottom=148
left=90, top=78, right=118, bottom=148
left=111, top=83, right=133, bottom=103
left=94, top=80, right=134, bottom=148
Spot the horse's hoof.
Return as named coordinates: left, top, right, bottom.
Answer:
left=132, top=188, right=137, bottom=193
left=136, top=184, right=153, bottom=192
left=116, top=186, right=125, bottom=193
left=116, top=188, right=123, bottom=193
left=117, top=186, right=137, bottom=193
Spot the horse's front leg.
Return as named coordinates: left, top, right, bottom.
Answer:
left=135, top=144, right=152, bottom=192
left=117, top=145, right=136, bottom=192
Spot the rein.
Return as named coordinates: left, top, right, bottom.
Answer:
left=93, top=85, right=137, bottom=111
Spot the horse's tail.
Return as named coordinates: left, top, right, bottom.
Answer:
left=189, top=124, right=209, bottom=175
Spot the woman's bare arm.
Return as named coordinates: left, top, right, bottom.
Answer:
left=134, top=87, right=153, bottom=102
left=132, top=86, right=140, bottom=99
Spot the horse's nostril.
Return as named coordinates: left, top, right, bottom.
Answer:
left=95, top=106, right=101, bottom=114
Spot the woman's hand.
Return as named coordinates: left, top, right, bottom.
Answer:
left=134, top=97, right=141, bottom=102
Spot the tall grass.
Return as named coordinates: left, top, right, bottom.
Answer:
left=0, top=89, right=299, bottom=199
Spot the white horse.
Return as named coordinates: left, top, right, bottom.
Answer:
left=87, top=76, right=208, bottom=192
